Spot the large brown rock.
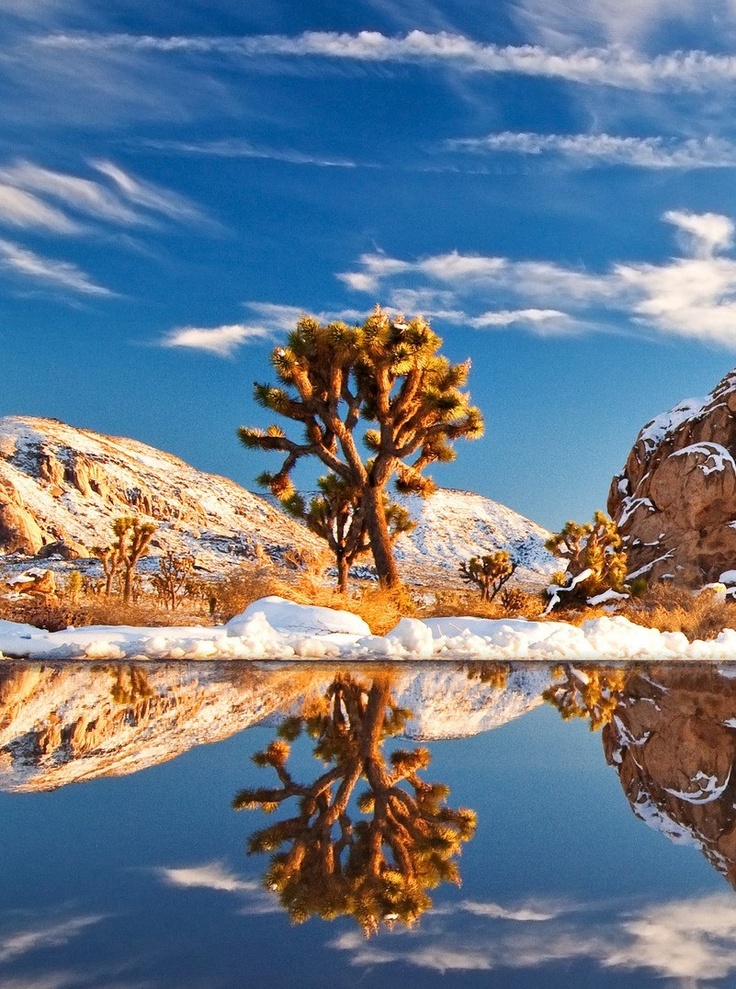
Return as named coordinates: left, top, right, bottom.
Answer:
left=608, top=368, right=736, bottom=584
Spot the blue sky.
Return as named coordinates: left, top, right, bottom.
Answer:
left=4, top=0, right=736, bottom=529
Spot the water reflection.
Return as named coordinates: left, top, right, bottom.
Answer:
left=233, top=672, right=476, bottom=935
left=600, top=666, right=736, bottom=887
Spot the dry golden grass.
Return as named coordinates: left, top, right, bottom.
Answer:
left=620, top=584, right=736, bottom=642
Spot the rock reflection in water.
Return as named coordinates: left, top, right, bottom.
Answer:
left=233, top=671, right=476, bottom=935
left=601, top=666, right=736, bottom=887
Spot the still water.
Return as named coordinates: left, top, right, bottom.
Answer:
left=0, top=660, right=734, bottom=988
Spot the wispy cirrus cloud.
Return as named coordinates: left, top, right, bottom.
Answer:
left=0, top=913, right=106, bottom=965
left=332, top=892, right=736, bottom=982
left=156, top=861, right=278, bottom=915
left=162, top=323, right=269, bottom=357
left=446, top=132, right=736, bottom=169
left=0, top=238, right=113, bottom=295
left=33, top=29, right=736, bottom=92
left=338, top=209, right=736, bottom=348
left=0, top=184, right=82, bottom=233
left=158, top=862, right=260, bottom=894
left=161, top=302, right=368, bottom=356
left=142, top=138, right=358, bottom=169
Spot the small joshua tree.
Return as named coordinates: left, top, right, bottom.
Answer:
left=284, top=473, right=415, bottom=593
left=459, top=550, right=516, bottom=602
left=151, top=551, right=195, bottom=610
left=92, top=517, right=157, bottom=603
left=546, top=511, right=627, bottom=606
left=544, top=664, right=629, bottom=731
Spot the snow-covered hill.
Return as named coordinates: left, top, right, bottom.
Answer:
left=0, top=415, right=556, bottom=587
left=394, top=489, right=556, bottom=586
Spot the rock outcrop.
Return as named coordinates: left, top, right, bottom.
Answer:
left=608, top=369, right=736, bottom=584
left=0, top=414, right=325, bottom=572
left=603, top=666, right=736, bottom=888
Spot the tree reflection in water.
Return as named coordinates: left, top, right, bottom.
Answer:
left=233, top=672, right=476, bottom=935
left=544, top=663, right=629, bottom=731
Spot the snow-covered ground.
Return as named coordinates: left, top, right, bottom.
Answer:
left=0, top=595, right=734, bottom=661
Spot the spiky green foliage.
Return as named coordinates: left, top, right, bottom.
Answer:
left=239, top=307, right=484, bottom=586
left=233, top=673, right=476, bottom=936
left=458, top=550, right=516, bottom=602
left=546, top=510, right=627, bottom=605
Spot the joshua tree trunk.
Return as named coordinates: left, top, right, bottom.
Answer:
left=362, top=484, right=401, bottom=588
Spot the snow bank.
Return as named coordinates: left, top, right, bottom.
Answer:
left=0, top=596, right=734, bottom=661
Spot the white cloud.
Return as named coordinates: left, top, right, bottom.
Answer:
left=0, top=914, right=105, bottom=965
left=90, top=160, right=206, bottom=225
left=158, top=862, right=260, bottom=894
left=333, top=892, right=736, bottom=982
left=142, top=138, right=358, bottom=169
left=457, top=899, right=567, bottom=921
left=0, top=238, right=112, bottom=295
left=0, top=161, right=143, bottom=225
left=162, top=323, right=269, bottom=357
left=0, top=184, right=81, bottom=233
left=338, top=210, right=736, bottom=348
left=447, top=132, right=736, bottom=170
left=35, top=30, right=736, bottom=92
left=663, top=209, right=735, bottom=257
left=513, top=0, right=697, bottom=48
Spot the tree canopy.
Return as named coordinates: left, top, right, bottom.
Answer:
left=239, top=307, right=484, bottom=586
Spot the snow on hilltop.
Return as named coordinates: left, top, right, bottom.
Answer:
left=393, top=489, right=556, bottom=586
left=0, top=415, right=556, bottom=586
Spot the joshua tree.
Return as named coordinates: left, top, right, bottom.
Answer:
left=239, top=308, right=484, bottom=587
left=233, top=672, right=476, bottom=935
left=546, top=511, right=627, bottom=606
left=151, top=551, right=195, bottom=609
left=283, top=473, right=415, bottom=593
left=92, top=517, right=157, bottom=603
left=459, top=550, right=516, bottom=602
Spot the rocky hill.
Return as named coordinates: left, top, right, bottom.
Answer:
left=0, top=415, right=556, bottom=587
left=608, top=368, right=736, bottom=584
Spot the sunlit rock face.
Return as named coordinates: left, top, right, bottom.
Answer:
left=608, top=369, right=736, bottom=584
left=0, top=414, right=325, bottom=569
left=602, top=667, right=736, bottom=886
left=0, top=662, right=551, bottom=792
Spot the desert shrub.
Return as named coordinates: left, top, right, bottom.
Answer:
left=0, top=600, right=83, bottom=632
left=348, top=584, right=419, bottom=635
left=213, top=567, right=283, bottom=622
left=497, top=587, right=545, bottom=618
